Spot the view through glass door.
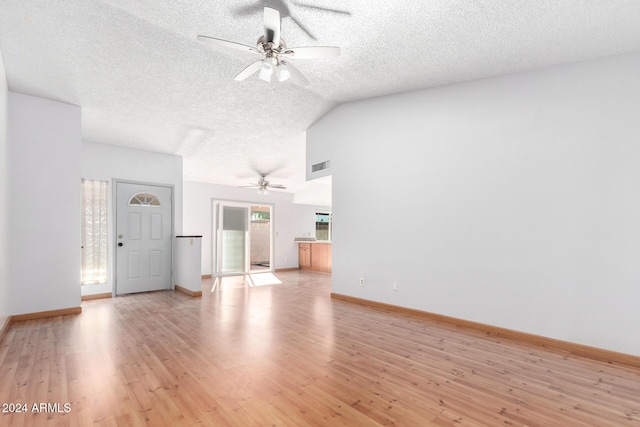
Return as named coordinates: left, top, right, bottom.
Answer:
left=250, top=206, right=271, bottom=272
left=213, top=201, right=273, bottom=281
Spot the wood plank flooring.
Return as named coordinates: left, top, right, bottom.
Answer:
left=1, top=271, right=639, bottom=426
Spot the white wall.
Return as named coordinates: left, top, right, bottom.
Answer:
left=292, top=204, right=333, bottom=241
left=0, top=50, right=9, bottom=319
left=183, top=181, right=302, bottom=275
left=8, top=92, right=81, bottom=315
left=293, top=204, right=319, bottom=240
left=307, top=52, right=640, bottom=356
left=81, top=142, right=183, bottom=295
left=293, top=176, right=332, bottom=206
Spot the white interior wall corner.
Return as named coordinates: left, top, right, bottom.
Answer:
left=0, top=49, right=9, bottom=317
left=307, top=52, right=640, bottom=356
left=8, top=92, right=81, bottom=315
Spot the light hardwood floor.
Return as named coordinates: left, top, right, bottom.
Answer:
left=1, top=271, right=639, bottom=426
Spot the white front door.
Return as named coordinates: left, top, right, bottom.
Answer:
left=116, top=182, right=173, bottom=295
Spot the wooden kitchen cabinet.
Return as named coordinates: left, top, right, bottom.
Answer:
left=299, top=243, right=331, bottom=273
left=299, top=243, right=311, bottom=270
left=311, top=243, right=328, bottom=272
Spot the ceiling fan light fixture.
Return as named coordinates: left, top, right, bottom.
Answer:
left=258, top=58, right=274, bottom=82
left=277, top=64, right=291, bottom=82
left=258, top=187, right=270, bottom=196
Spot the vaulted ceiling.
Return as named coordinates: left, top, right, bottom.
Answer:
left=1, top=1, right=639, bottom=192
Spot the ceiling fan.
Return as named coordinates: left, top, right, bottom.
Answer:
left=197, top=6, right=341, bottom=85
left=240, top=173, right=287, bottom=195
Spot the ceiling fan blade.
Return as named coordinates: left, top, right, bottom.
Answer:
left=250, top=162, right=286, bottom=178
left=197, top=35, right=261, bottom=55
left=232, top=3, right=264, bottom=17
left=263, top=7, right=281, bottom=45
left=239, top=184, right=260, bottom=188
left=288, top=14, right=316, bottom=41
left=292, top=2, right=352, bottom=15
left=280, top=61, right=309, bottom=86
left=268, top=184, right=287, bottom=189
left=234, top=60, right=263, bottom=81
left=284, top=46, right=341, bottom=59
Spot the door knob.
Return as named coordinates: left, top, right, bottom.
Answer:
left=118, top=242, right=123, bottom=247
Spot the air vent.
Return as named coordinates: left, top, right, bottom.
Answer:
left=312, top=160, right=330, bottom=173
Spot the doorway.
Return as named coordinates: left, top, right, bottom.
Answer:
left=115, top=181, right=173, bottom=295
left=212, top=201, right=274, bottom=283
left=249, top=206, right=271, bottom=271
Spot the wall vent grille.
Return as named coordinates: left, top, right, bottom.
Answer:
left=312, top=160, right=330, bottom=173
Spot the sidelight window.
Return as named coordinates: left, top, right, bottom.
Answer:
left=81, top=179, right=109, bottom=285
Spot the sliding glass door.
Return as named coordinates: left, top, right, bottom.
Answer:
left=213, top=201, right=274, bottom=279
left=215, top=202, right=249, bottom=276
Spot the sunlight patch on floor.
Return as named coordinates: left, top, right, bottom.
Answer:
left=211, top=273, right=282, bottom=291
left=248, top=272, right=282, bottom=287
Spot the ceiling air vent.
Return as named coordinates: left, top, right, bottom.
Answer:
left=312, top=160, right=330, bottom=173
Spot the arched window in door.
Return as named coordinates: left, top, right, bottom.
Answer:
left=128, top=193, right=161, bottom=207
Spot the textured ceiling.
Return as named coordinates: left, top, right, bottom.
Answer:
left=1, top=1, right=640, bottom=192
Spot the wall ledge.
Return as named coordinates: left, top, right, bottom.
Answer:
left=331, top=293, right=640, bottom=369
left=175, top=285, right=202, bottom=298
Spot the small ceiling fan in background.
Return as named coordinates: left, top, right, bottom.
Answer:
left=240, top=173, right=287, bottom=195
left=197, top=6, right=341, bottom=85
